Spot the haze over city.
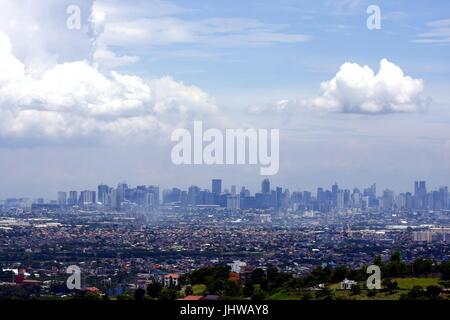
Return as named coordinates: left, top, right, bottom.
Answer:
left=0, top=0, right=449, bottom=198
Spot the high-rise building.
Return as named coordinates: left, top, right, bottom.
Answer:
left=117, top=183, right=128, bottom=203
left=212, top=179, right=222, bottom=195
left=414, top=181, right=427, bottom=209
left=337, top=190, right=344, bottom=209
left=262, top=178, right=270, bottom=194
left=57, top=192, right=67, bottom=206
left=97, top=184, right=109, bottom=205
left=109, top=188, right=120, bottom=210
left=68, top=191, right=78, bottom=206
left=227, top=195, right=240, bottom=210
left=80, top=190, right=96, bottom=205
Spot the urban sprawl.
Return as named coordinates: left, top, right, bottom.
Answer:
left=0, top=179, right=449, bottom=300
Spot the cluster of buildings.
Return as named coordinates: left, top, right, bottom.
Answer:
left=0, top=178, right=449, bottom=299
left=1, top=179, right=448, bottom=215
left=161, top=179, right=449, bottom=213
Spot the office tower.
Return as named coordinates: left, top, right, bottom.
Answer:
left=276, top=187, right=283, bottom=209
left=337, top=190, right=344, bottom=210
left=231, top=185, right=237, bottom=195
left=68, top=191, right=78, bottom=206
left=97, top=184, right=109, bottom=205
left=227, top=195, right=240, bottom=210
left=212, top=179, right=222, bottom=195
left=414, top=181, right=427, bottom=209
left=332, top=183, right=339, bottom=207
left=148, top=186, right=160, bottom=208
left=117, top=183, right=128, bottom=203
left=188, top=186, right=201, bottom=205
left=144, top=192, right=154, bottom=209
left=109, top=188, right=120, bottom=210
left=262, top=178, right=270, bottom=194
left=80, top=190, right=96, bottom=205
left=57, top=192, right=67, bottom=206
left=382, top=189, right=394, bottom=210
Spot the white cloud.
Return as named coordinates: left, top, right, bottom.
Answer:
left=91, top=1, right=310, bottom=51
left=0, top=29, right=218, bottom=143
left=413, top=19, right=450, bottom=44
left=310, top=59, right=426, bottom=114
left=249, top=59, right=426, bottom=115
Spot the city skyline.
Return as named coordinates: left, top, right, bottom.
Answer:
left=6, top=178, right=449, bottom=212
left=0, top=0, right=449, bottom=198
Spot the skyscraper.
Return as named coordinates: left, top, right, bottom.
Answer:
left=262, top=178, right=270, bottom=194
left=68, top=191, right=78, bottom=206
left=98, top=184, right=109, bottom=205
left=212, top=179, right=222, bottom=195
left=57, top=192, right=67, bottom=206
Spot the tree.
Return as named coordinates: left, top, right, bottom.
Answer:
left=134, top=288, right=146, bottom=301
left=382, top=279, right=398, bottom=293
left=390, top=251, right=401, bottom=263
left=412, top=259, right=433, bottom=276
left=408, top=286, right=424, bottom=299
left=159, top=288, right=177, bottom=301
left=184, top=285, right=193, bottom=296
left=351, top=284, right=361, bottom=296
left=224, top=280, right=240, bottom=297
left=440, top=261, right=450, bottom=280
left=251, top=286, right=266, bottom=301
left=266, top=266, right=279, bottom=283
left=425, top=285, right=441, bottom=300
left=331, top=266, right=349, bottom=282
left=374, top=255, right=383, bottom=266
left=146, top=282, right=162, bottom=299
left=242, top=284, right=254, bottom=297
left=251, top=268, right=266, bottom=285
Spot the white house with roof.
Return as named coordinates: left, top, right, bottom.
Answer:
left=340, top=278, right=357, bottom=290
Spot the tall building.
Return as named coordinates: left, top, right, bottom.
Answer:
left=68, top=191, right=78, bottom=206
left=414, top=181, right=427, bottom=209
left=80, top=190, right=96, bottom=206
left=332, top=183, right=339, bottom=207
left=97, top=184, right=109, bottom=205
left=57, top=192, right=67, bottom=206
left=227, top=195, right=240, bottom=210
left=109, top=188, right=120, bottom=210
left=212, top=179, right=222, bottom=195
left=337, top=190, right=344, bottom=210
left=117, top=183, right=128, bottom=203
left=262, top=178, right=270, bottom=194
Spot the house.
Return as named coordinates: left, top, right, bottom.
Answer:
left=164, top=273, right=180, bottom=287
left=340, top=278, right=357, bottom=290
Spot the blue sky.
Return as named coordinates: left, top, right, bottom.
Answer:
left=0, top=0, right=449, bottom=198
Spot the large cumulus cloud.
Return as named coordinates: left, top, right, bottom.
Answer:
left=0, top=30, right=218, bottom=144
left=311, top=59, right=426, bottom=114
left=250, top=59, right=427, bottom=116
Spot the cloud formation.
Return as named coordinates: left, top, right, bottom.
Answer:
left=0, top=30, right=217, bottom=143
left=310, top=59, right=426, bottom=114
left=248, top=59, right=426, bottom=115
left=413, top=19, right=450, bottom=44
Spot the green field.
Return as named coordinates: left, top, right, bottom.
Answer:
left=393, top=277, right=440, bottom=289
left=192, top=284, right=207, bottom=295
left=266, top=277, right=448, bottom=300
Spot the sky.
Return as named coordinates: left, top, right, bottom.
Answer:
left=0, top=0, right=449, bottom=199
